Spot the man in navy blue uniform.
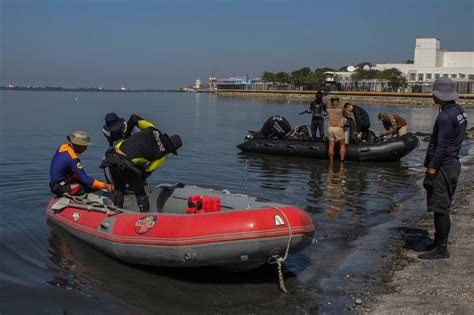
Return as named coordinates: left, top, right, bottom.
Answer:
left=419, top=77, right=468, bottom=259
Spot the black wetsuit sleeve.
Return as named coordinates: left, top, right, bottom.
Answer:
left=123, top=114, right=156, bottom=138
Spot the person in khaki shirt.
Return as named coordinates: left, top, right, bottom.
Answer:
left=327, top=96, right=346, bottom=162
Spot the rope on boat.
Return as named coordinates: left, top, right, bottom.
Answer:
left=268, top=207, right=293, bottom=293
left=63, top=193, right=123, bottom=216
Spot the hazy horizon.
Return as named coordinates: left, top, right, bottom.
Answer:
left=1, top=0, right=473, bottom=89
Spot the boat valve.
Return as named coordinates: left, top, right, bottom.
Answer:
left=100, top=222, right=110, bottom=230
left=182, top=248, right=197, bottom=262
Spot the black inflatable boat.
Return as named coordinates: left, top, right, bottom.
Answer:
left=237, top=133, right=419, bottom=162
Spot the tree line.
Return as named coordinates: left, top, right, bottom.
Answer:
left=262, top=67, right=334, bottom=84
left=262, top=63, right=406, bottom=88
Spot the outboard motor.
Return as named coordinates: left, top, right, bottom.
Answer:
left=260, top=115, right=292, bottom=139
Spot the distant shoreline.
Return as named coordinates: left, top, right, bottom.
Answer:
left=0, top=87, right=178, bottom=93
left=3, top=87, right=473, bottom=108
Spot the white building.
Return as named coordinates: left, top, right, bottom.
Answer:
left=324, top=71, right=353, bottom=83
left=376, top=38, right=474, bottom=82
left=208, top=75, right=218, bottom=90
left=194, top=79, right=201, bottom=89
left=324, top=65, right=372, bottom=83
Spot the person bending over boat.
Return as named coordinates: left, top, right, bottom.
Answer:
left=327, top=97, right=346, bottom=162
left=301, top=91, right=327, bottom=140
left=50, top=131, right=114, bottom=196
left=377, top=112, right=407, bottom=138
left=102, top=113, right=156, bottom=147
left=344, top=103, right=371, bottom=142
left=343, top=103, right=358, bottom=143
left=105, top=127, right=182, bottom=212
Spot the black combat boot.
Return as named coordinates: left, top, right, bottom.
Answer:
left=424, top=233, right=438, bottom=251
left=137, top=195, right=150, bottom=213
left=418, top=239, right=449, bottom=259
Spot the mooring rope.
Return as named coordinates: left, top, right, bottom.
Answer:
left=268, top=207, right=293, bottom=293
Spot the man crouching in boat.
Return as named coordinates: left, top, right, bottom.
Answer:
left=377, top=112, right=408, bottom=138
left=105, top=127, right=182, bottom=212
left=50, top=131, right=114, bottom=196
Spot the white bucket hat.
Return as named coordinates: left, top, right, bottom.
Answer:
left=432, top=77, right=458, bottom=101
left=67, top=131, right=93, bottom=146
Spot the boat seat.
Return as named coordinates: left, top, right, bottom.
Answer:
left=156, top=186, right=175, bottom=212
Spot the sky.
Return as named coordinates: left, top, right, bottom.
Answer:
left=1, top=0, right=473, bottom=89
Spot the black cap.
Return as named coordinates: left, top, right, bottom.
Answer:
left=104, top=113, right=125, bottom=132
left=164, top=134, right=182, bottom=155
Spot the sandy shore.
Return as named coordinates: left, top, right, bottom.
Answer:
left=366, top=164, right=474, bottom=314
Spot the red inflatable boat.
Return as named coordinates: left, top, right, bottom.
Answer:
left=47, top=183, right=315, bottom=271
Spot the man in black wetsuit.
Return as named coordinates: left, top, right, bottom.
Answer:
left=302, top=91, right=327, bottom=139
left=105, top=127, right=182, bottom=212
left=102, top=113, right=156, bottom=147
left=419, top=77, right=468, bottom=259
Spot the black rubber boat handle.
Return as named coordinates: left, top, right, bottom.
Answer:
left=309, top=146, right=319, bottom=150
left=286, top=145, right=296, bottom=149
left=264, top=143, right=273, bottom=147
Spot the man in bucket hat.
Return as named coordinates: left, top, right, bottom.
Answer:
left=103, top=113, right=156, bottom=147
left=105, top=126, right=182, bottom=212
left=103, top=113, right=126, bottom=146
left=419, top=77, right=468, bottom=259
left=50, top=131, right=114, bottom=196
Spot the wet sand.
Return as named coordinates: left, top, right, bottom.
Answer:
left=364, top=165, right=474, bottom=314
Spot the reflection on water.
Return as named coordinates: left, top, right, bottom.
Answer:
left=324, top=162, right=347, bottom=220
left=47, top=221, right=305, bottom=314
left=0, top=91, right=472, bottom=313
left=46, top=228, right=96, bottom=293
left=238, top=152, right=416, bottom=226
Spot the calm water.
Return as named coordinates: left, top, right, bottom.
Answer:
left=0, top=91, right=472, bottom=314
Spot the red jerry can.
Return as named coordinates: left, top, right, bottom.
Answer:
left=186, top=195, right=202, bottom=214
left=186, top=195, right=221, bottom=214
left=200, top=196, right=221, bottom=213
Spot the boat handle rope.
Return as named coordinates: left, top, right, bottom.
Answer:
left=268, top=206, right=293, bottom=293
